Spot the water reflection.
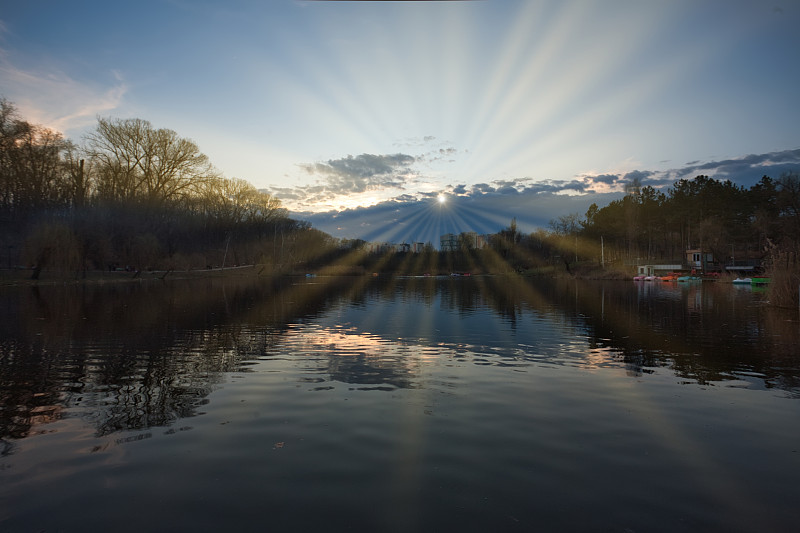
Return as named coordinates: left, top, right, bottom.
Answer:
left=567, top=279, right=800, bottom=391
left=0, top=276, right=365, bottom=449
left=1, top=275, right=798, bottom=451
left=345, top=276, right=800, bottom=392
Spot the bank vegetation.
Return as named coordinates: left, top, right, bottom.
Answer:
left=0, top=99, right=328, bottom=278
left=1, top=98, right=798, bottom=306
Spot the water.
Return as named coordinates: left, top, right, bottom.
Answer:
left=1, top=276, right=799, bottom=532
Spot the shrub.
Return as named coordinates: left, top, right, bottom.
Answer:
left=22, top=222, right=81, bottom=278
left=764, top=242, right=800, bottom=308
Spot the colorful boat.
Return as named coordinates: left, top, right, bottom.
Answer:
left=751, top=277, right=770, bottom=285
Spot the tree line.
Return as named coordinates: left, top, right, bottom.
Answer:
left=572, top=174, right=800, bottom=267
left=418, top=174, right=799, bottom=286
left=2, top=96, right=798, bottom=298
left=0, top=98, right=333, bottom=275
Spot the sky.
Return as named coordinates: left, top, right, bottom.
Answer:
left=1, top=0, right=799, bottom=245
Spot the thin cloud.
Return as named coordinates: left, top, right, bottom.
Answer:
left=0, top=50, right=127, bottom=134
left=393, top=135, right=439, bottom=149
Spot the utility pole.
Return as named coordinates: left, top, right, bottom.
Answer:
left=221, top=233, right=231, bottom=270
left=601, top=236, right=604, bottom=268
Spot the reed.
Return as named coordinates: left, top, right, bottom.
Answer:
left=764, top=242, right=800, bottom=308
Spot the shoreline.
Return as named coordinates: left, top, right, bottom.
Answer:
left=0, top=264, right=266, bottom=287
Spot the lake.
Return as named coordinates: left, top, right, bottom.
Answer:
left=1, top=275, right=799, bottom=532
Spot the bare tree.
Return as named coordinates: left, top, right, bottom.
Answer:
left=0, top=99, right=70, bottom=212
left=85, top=117, right=216, bottom=206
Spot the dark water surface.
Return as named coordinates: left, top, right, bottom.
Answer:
left=1, top=276, right=799, bottom=532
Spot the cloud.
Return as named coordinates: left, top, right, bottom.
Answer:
left=269, top=138, right=468, bottom=211
left=276, top=147, right=800, bottom=237
left=459, top=177, right=591, bottom=196
left=393, top=135, right=439, bottom=149
left=599, top=149, right=800, bottom=193
left=473, top=183, right=496, bottom=194
left=415, top=142, right=461, bottom=165
left=285, top=147, right=800, bottom=246
left=300, top=152, right=416, bottom=194
left=574, top=149, right=800, bottom=192
left=0, top=50, right=127, bottom=134
left=304, top=153, right=415, bottom=181
left=264, top=152, right=420, bottom=210
left=296, top=189, right=619, bottom=247
left=592, top=173, right=623, bottom=185
left=670, top=149, right=800, bottom=185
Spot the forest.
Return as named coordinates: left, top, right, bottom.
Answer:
left=1, top=97, right=799, bottom=305
left=573, top=173, right=799, bottom=267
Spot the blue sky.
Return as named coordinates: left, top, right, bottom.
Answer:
left=1, top=1, right=799, bottom=244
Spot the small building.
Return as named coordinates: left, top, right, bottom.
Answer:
left=637, top=264, right=682, bottom=277
left=686, top=249, right=714, bottom=270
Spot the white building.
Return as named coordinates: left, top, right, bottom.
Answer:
left=440, top=232, right=490, bottom=251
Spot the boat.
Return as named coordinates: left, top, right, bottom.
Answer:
left=677, top=275, right=702, bottom=282
left=633, top=275, right=646, bottom=281
left=732, top=277, right=752, bottom=284
left=660, top=273, right=679, bottom=282
left=751, top=277, right=770, bottom=285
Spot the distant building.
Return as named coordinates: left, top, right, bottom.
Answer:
left=440, top=233, right=458, bottom=252
left=369, top=242, right=393, bottom=253
left=368, top=241, right=415, bottom=253
left=441, top=232, right=490, bottom=251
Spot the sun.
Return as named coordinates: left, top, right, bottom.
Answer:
left=437, top=194, right=447, bottom=205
